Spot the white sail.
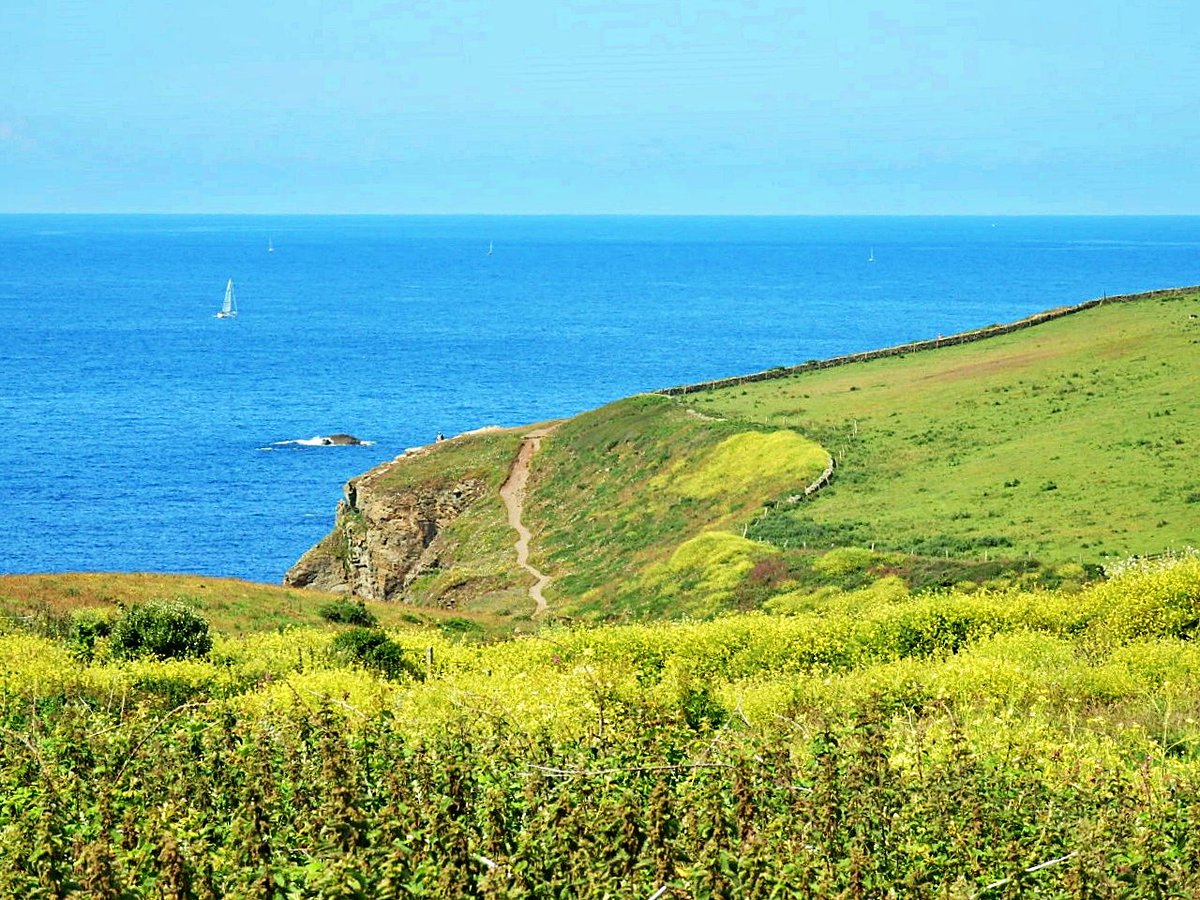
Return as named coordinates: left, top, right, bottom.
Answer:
left=216, top=279, right=238, bottom=318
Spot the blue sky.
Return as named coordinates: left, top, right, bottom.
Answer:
left=2, top=0, right=1197, bottom=214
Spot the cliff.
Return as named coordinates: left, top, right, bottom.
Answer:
left=284, top=466, right=488, bottom=599
left=284, top=430, right=525, bottom=602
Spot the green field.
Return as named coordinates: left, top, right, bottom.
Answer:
left=693, top=290, right=1200, bottom=562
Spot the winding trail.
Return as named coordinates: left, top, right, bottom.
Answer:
left=499, top=427, right=555, bottom=616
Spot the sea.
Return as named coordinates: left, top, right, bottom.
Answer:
left=1, top=215, right=1197, bottom=584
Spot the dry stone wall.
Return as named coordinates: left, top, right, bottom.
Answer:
left=656, top=287, right=1197, bottom=397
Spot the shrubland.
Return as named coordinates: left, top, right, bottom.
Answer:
left=3, top=553, right=1200, bottom=896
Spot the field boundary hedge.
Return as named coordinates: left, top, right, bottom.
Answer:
left=656, top=285, right=1199, bottom=396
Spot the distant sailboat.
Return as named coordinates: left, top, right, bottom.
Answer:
left=868, top=247, right=875, bottom=263
left=487, top=240, right=494, bottom=256
left=268, top=238, right=275, bottom=253
left=215, top=279, right=238, bottom=318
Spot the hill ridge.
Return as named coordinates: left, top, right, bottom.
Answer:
left=279, top=285, right=1200, bottom=621
left=657, top=284, right=1199, bottom=396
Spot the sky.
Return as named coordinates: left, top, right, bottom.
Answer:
left=2, top=0, right=1198, bottom=215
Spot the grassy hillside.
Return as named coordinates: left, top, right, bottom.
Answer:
left=514, top=291, right=1200, bottom=621
left=378, top=428, right=535, bottom=616
left=0, top=572, right=506, bottom=639
left=690, top=289, right=1200, bottom=562
left=522, top=394, right=830, bottom=618
left=279, top=289, right=1199, bottom=624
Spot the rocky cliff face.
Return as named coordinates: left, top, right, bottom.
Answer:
left=284, top=452, right=489, bottom=601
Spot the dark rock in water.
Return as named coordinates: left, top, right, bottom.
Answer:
left=324, top=433, right=365, bottom=445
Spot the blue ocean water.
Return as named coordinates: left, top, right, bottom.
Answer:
left=1, top=215, right=1197, bottom=583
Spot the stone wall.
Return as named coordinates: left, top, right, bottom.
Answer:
left=788, top=456, right=836, bottom=503
left=656, top=286, right=1198, bottom=397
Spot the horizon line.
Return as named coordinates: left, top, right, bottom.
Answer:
left=2, top=211, right=1198, bottom=219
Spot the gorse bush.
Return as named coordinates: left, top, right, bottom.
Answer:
left=318, top=598, right=378, bottom=627
left=328, top=627, right=422, bottom=680
left=109, top=601, right=213, bottom=661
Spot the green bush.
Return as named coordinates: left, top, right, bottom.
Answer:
left=318, top=598, right=378, bottom=627
left=439, top=616, right=486, bottom=638
left=68, top=608, right=114, bottom=661
left=679, top=685, right=727, bottom=730
left=811, top=546, right=882, bottom=579
left=110, top=602, right=213, bottom=661
left=328, top=628, right=423, bottom=681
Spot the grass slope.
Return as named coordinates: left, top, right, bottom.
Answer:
left=377, top=427, right=534, bottom=615
left=523, top=394, right=829, bottom=618
left=692, top=289, right=1200, bottom=562
left=297, top=427, right=533, bottom=616
left=0, top=573, right=506, bottom=639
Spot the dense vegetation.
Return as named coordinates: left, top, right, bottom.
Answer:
left=3, top=554, right=1200, bottom=896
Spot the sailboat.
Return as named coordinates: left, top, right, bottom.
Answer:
left=268, top=238, right=275, bottom=253
left=868, top=247, right=875, bottom=263
left=487, top=240, right=494, bottom=256
left=215, top=279, right=238, bottom=318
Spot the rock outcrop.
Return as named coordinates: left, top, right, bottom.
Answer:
left=284, top=451, right=488, bottom=600
left=322, top=433, right=367, bottom=445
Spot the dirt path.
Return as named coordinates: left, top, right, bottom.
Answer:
left=499, top=427, right=555, bottom=616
